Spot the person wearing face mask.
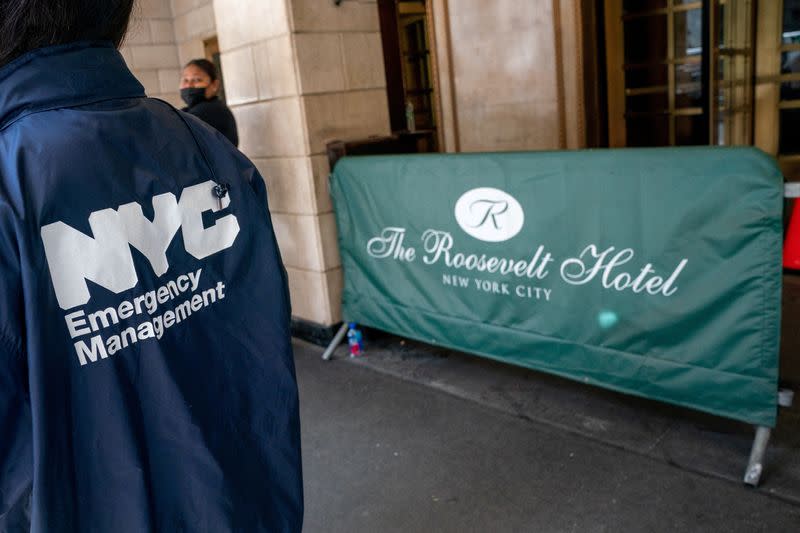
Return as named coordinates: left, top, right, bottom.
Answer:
left=180, top=58, right=239, bottom=146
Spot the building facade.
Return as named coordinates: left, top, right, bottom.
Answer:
left=120, top=0, right=800, bottom=379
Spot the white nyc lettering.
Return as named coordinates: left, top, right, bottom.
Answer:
left=41, top=180, right=240, bottom=310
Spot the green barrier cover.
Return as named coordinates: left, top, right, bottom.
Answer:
left=330, top=147, right=783, bottom=427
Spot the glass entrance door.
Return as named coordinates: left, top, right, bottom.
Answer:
left=604, top=0, right=755, bottom=147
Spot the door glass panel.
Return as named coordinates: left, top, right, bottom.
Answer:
left=674, top=9, right=703, bottom=57
left=781, top=81, right=800, bottom=101
left=623, top=0, right=665, bottom=14
left=626, top=116, right=670, bottom=146
left=783, top=0, right=800, bottom=43
left=624, top=16, right=667, bottom=63
left=778, top=47, right=799, bottom=115
left=779, top=1, right=800, bottom=162
left=780, top=109, right=800, bottom=154
left=676, top=115, right=707, bottom=145
left=625, top=66, right=668, bottom=88
left=782, top=51, right=800, bottom=80
left=675, top=62, right=703, bottom=107
left=627, top=93, right=669, bottom=113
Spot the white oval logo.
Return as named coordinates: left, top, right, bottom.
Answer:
left=454, top=187, right=524, bottom=242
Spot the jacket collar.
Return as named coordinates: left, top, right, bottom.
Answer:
left=0, top=41, right=145, bottom=130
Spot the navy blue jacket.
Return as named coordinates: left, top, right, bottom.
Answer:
left=0, top=42, right=303, bottom=532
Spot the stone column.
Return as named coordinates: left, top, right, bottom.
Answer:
left=122, top=0, right=181, bottom=107
left=171, top=0, right=217, bottom=66
left=213, top=0, right=391, bottom=327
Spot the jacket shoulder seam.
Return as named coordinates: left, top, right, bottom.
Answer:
left=0, top=94, right=144, bottom=132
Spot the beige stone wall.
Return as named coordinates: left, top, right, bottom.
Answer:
left=212, top=0, right=390, bottom=326
left=171, top=0, right=217, bottom=67
left=431, top=0, right=585, bottom=152
left=121, top=0, right=182, bottom=108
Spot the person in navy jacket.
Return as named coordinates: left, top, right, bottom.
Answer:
left=0, top=1, right=303, bottom=531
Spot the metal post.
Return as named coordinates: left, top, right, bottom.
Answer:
left=743, top=426, right=771, bottom=487
left=322, top=322, right=349, bottom=361
left=778, top=388, right=794, bottom=408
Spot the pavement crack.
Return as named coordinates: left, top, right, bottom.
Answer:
left=643, top=422, right=677, bottom=454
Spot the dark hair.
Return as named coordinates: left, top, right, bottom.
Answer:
left=0, top=0, right=135, bottom=67
left=185, top=59, right=218, bottom=82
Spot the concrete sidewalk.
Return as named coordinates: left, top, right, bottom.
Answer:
left=295, top=336, right=800, bottom=532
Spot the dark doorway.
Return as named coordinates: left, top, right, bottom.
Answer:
left=377, top=0, right=439, bottom=152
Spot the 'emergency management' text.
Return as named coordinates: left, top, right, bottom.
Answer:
left=39, top=180, right=241, bottom=367
left=66, top=268, right=226, bottom=366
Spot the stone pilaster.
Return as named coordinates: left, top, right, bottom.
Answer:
left=213, top=0, right=391, bottom=326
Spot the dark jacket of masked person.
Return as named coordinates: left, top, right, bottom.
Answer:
left=0, top=41, right=302, bottom=532
left=181, top=89, right=239, bottom=147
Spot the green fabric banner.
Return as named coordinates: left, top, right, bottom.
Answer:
left=330, top=147, right=783, bottom=427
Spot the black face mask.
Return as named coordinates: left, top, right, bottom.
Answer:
left=180, top=87, right=207, bottom=107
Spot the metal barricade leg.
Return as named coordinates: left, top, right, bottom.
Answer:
left=322, top=322, right=349, bottom=361
left=743, top=426, right=771, bottom=487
